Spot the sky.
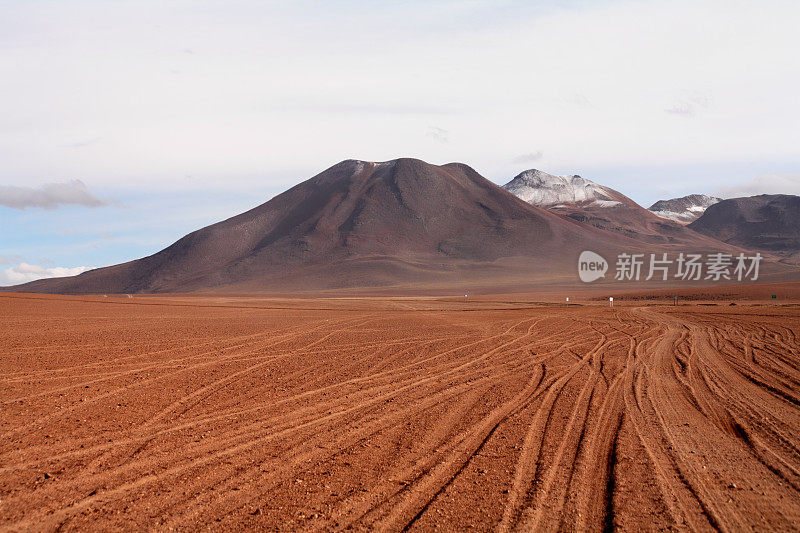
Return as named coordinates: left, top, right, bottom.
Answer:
left=1, top=0, right=799, bottom=284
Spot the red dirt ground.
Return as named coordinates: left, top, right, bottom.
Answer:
left=1, top=291, right=799, bottom=531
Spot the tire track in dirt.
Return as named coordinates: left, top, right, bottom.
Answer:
left=373, top=365, right=545, bottom=532
left=2, top=318, right=542, bottom=528
left=499, top=323, right=614, bottom=531
left=0, top=315, right=369, bottom=443
left=8, top=361, right=533, bottom=531
left=3, top=296, right=799, bottom=530
left=0, top=314, right=361, bottom=403
left=632, top=307, right=800, bottom=530
left=0, top=325, right=527, bottom=476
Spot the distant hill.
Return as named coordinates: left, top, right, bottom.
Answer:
left=649, top=194, right=720, bottom=224
left=8, top=159, right=636, bottom=293
left=9, top=162, right=798, bottom=294
left=502, top=170, right=622, bottom=207
left=503, top=170, right=719, bottom=246
left=689, top=195, right=800, bottom=260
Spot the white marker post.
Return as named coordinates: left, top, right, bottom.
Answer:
left=566, top=297, right=569, bottom=303
left=609, top=297, right=614, bottom=308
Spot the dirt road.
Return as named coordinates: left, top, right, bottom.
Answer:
left=1, top=294, right=799, bottom=530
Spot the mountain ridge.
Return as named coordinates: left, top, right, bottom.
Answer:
left=689, top=194, right=800, bottom=261
left=502, top=168, right=720, bottom=246
left=649, top=194, right=721, bottom=224
left=8, top=159, right=632, bottom=293
left=502, top=169, right=623, bottom=207
left=6, top=161, right=797, bottom=294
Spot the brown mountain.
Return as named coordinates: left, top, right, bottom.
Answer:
left=689, top=195, right=800, bottom=260
left=503, top=170, right=719, bottom=245
left=9, top=159, right=641, bottom=294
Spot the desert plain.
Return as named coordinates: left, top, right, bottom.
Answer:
left=1, top=288, right=799, bottom=531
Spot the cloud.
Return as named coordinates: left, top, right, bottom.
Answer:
left=717, top=173, right=800, bottom=198
left=665, top=102, right=695, bottom=118
left=0, top=263, right=94, bottom=286
left=512, top=151, right=544, bottom=164
left=665, top=93, right=711, bottom=119
left=56, top=229, right=115, bottom=239
left=425, top=126, right=449, bottom=143
left=0, top=254, right=23, bottom=265
left=282, top=101, right=456, bottom=116
left=560, top=93, right=591, bottom=108
left=0, top=1, right=797, bottom=190
left=688, top=93, right=711, bottom=108
left=0, top=180, right=111, bottom=210
left=63, top=137, right=102, bottom=148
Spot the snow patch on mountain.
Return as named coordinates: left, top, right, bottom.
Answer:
left=502, top=169, right=619, bottom=207
left=594, top=200, right=623, bottom=208
left=648, top=194, right=720, bottom=223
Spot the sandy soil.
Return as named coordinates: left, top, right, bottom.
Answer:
left=1, top=292, right=799, bottom=531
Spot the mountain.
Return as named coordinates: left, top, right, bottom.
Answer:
left=503, top=169, right=711, bottom=245
left=502, top=170, right=624, bottom=207
left=8, top=159, right=635, bottom=294
left=649, top=194, right=720, bottom=224
left=689, top=195, right=800, bottom=259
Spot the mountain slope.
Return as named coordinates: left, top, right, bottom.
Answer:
left=10, top=159, right=633, bottom=293
left=649, top=194, right=720, bottom=224
left=503, top=169, right=713, bottom=245
left=689, top=195, right=800, bottom=258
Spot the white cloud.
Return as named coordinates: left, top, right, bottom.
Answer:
left=665, top=93, right=711, bottom=119
left=0, top=254, right=23, bottom=265
left=717, top=174, right=800, bottom=198
left=0, top=263, right=94, bottom=286
left=63, top=137, right=103, bottom=149
left=513, top=151, right=544, bottom=164
left=426, top=126, right=449, bottom=143
left=0, top=180, right=110, bottom=210
left=0, top=0, right=796, bottom=190
left=665, top=103, right=695, bottom=118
